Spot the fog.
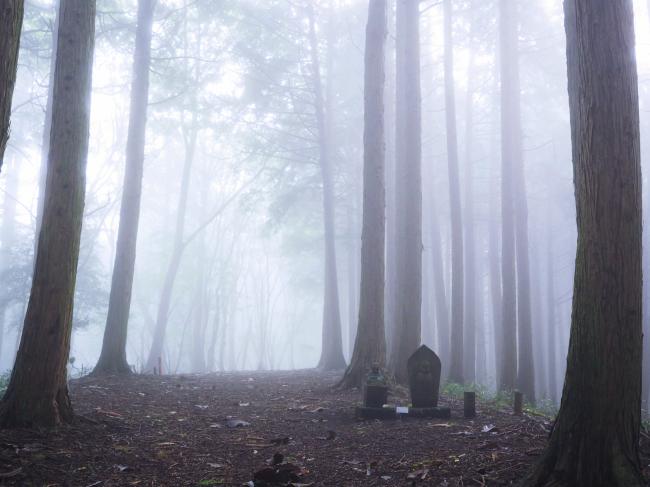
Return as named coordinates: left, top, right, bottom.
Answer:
left=2, top=0, right=650, bottom=405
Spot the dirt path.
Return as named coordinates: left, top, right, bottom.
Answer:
left=0, top=370, right=646, bottom=486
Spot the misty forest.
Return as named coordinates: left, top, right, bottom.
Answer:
left=0, top=0, right=649, bottom=485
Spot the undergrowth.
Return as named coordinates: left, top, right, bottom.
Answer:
left=441, top=381, right=558, bottom=418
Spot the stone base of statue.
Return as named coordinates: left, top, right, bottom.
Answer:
left=356, top=405, right=452, bottom=420
left=406, top=406, right=451, bottom=419
left=356, top=406, right=397, bottom=419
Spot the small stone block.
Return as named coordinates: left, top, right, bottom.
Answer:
left=464, top=391, right=476, bottom=418
left=356, top=406, right=397, bottom=420
left=406, top=407, right=451, bottom=419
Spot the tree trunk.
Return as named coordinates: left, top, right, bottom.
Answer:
left=93, top=0, right=155, bottom=376
left=462, top=1, right=477, bottom=384
left=346, top=191, right=358, bottom=360
left=389, top=0, right=422, bottom=383
left=505, top=0, right=535, bottom=402
left=384, top=0, right=397, bottom=357
left=443, top=0, right=464, bottom=386
left=525, top=0, right=643, bottom=484
left=338, top=0, right=387, bottom=389
left=307, top=4, right=346, bottom=371
left=431, top=199, right=450, bottom=376
left=0, top=0, right=95, bottom=428
left=498, top=0, right=517, bottom=392
left=0, top=0, right=24, bottom=170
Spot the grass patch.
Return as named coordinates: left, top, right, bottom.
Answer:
left=442, top=381, right=558, bottom=418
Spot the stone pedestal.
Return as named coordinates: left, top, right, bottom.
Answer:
left=356, top=406, right=397, bottom=419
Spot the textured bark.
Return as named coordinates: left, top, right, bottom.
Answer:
left=93, top=0, right=155, bottom=376
left=308, top=5, right=346, bottom=371
left=443, top=0, right=464, bottom=385
left=0, top=0, right=24, bottom=170
left=0, top=0, right=95, bottom=428
left=339, top=0, right=387, bottom=389
left=497, top=0, right=517, bottom=392
left=525, top=0, right=643, bottom=484
left=389, top=0, right=422, bottom=384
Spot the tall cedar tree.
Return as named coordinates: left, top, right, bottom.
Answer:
left=338, top=0, right=387, bottom=388
left=93, top=0, right=156, bottom=376
left=0, top=0, right=96, bottom=428
left=525, top=0, right=643, bottom=484
left=444, top=0, right=464, bottom=385
left=462, top=0, right=477, bottom=383
left=307, top=4, right=346, bottom=371
left=505, top=0, right=536, bottom=403
left=389, top=0, right=422, bottom=383
left=498, top=0, right=518, bottom=392
left=0, top=0, right=24, bottom=170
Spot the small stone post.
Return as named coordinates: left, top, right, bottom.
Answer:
left=514, top=390, right=523, bottom=415
left=464, top=391, right=476, bottom=418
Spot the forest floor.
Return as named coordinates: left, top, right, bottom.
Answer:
left=0, top=370, right=649, bottom=487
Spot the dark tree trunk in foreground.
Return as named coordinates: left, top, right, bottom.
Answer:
left=0, top=0, right=96, bottom=428
left=307, top=5, right=346, bottom=371
left=0, top=0, right=24, bottom=170
left=498, top=0, right=517, bottom=392
left=339, top=0, right=387, bottom=389
left=389, top=0, right=422, bottom=383
left=443, top=0, right=464, bottom=385
left=94, top=0, right=155, bottom=376
left=525, top=1, right=643, bottom=484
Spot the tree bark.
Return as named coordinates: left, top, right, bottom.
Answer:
left=0, top=0, right=95, bottom=428
left=93, top=0, right=155, bottom=376
left=525, top=0, right=643, bottom=484
left=498, top=0, right=517, bottom=392
left=389, top=0, right=422, bottom=384
left=307, top=4, right=346, bottom=371
left=0, top=0, right=24, bottom=170
left=338, top=0, right=387, bottom=389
